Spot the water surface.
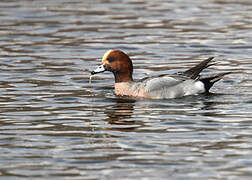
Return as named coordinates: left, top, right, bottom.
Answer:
left=0, top=0, right=252, bottom=179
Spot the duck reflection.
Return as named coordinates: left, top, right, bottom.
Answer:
left=104, top=97, right=136, bottom=125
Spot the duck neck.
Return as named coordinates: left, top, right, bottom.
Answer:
left=113, top=71, right=133, bottom=83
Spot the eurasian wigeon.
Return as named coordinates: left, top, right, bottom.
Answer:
left=91, top=50, right=230, bottom=99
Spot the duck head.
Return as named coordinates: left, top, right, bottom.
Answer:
left=91, top=50, right=133, bottom=83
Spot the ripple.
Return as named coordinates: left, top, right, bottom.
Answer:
left=0, top=0, right=252, bottom=179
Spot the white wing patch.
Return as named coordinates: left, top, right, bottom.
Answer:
left=184, top=80, right=205, bottom=96
left=195, top=81, right=205, bottom=92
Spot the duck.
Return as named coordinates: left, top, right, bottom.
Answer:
left=91, top=49, right=230, bottom=99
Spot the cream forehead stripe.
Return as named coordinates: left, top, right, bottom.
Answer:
left=102, top=50, right=113, bottom=63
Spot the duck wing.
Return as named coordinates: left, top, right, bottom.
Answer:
left=176, top=57, right=215, bottom=79
left=141, top=75, right=182, bottom=92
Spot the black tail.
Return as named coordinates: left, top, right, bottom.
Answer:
left=182, top=57, right=215, bottom=79
left=200, top=72, right=231, bottom=92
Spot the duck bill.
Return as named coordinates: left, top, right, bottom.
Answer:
left=91, top=64, right=106, bottom=75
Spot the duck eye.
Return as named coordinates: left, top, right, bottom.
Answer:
left=107, top=56, right=115, bottom=63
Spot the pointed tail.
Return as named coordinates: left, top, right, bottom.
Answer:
left=200, top=72, right=231, bottom=92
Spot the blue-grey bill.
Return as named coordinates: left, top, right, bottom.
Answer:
left=91, top=65, right=105, bottom=75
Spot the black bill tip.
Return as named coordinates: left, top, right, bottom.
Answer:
left=91, top=71, right=96, bottom=75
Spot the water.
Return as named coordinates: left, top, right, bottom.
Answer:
left=0, top=0, right=252, bottom=179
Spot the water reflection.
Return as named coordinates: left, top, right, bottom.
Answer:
left=0, top=0, right=252, bottom=179
left=105, top=98, right=136, bottom=125
left=104, top=92, right=236, bottom=124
